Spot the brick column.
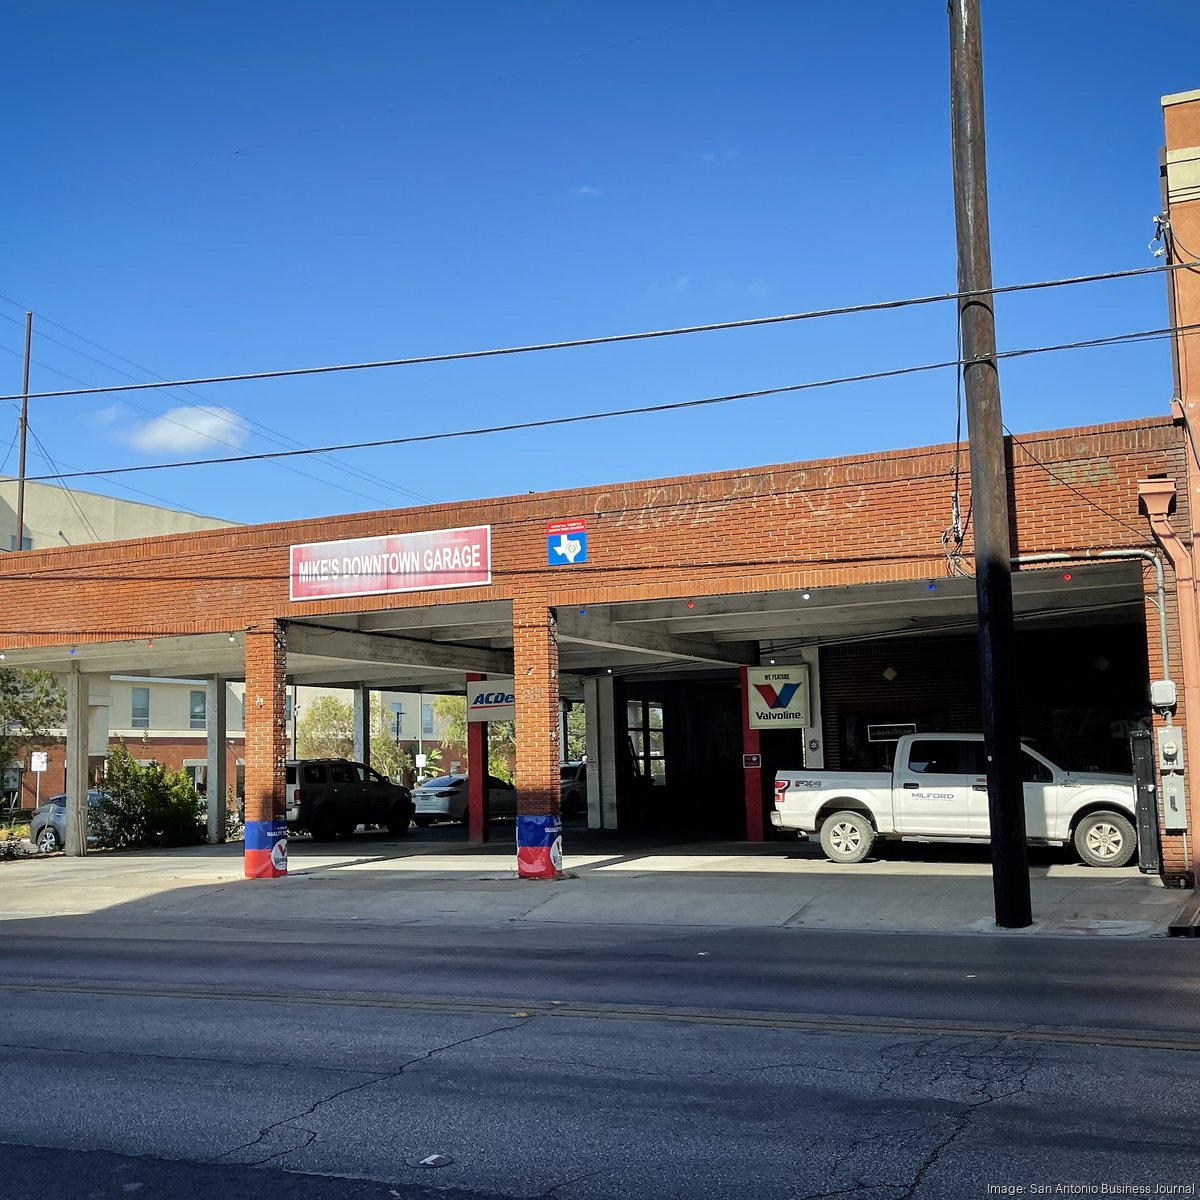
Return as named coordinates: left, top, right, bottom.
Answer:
left=513, top=599, right=563, bottom=877
left=243, top=621, right=288, bottom=879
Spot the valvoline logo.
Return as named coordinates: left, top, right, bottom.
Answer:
left=754, top=682, right=801, bottom=709
left=471, top=691, right=515, bottom=707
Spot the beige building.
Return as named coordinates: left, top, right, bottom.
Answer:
left=0, top=474, right=235, bottom=552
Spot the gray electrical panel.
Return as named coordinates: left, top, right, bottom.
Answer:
left=1157, top=727, right=1188, bottom=832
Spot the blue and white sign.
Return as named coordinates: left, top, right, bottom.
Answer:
left=467, top=677, right=516, bottom=722
left=547, top=519, right=587, bottom=565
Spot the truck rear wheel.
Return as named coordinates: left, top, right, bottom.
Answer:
left=1074, top=811, right=1136, bottom=868
left=819, top=810, right=876, bottom=864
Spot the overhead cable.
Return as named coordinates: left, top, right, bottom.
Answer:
left=2, top=262, right=1195, bottom=403
left=23, top=320, right=1200, bottom=484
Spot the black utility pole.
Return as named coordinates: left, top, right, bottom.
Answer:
left=15, top=312, right=31, bottom=551
left=948, top=0, right=1032, bottom=928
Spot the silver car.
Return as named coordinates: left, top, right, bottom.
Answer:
left=411, top=775, right=517, bottom=826
left=29, top=790, right=107, bottom=852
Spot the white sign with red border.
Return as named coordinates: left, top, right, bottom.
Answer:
left=290, top=526, right=492, bottom=602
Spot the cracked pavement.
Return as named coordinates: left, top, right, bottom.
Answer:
left=2, top=920, right=1199, bottom=1199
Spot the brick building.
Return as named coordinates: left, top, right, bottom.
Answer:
left=2, top=89, right=1199, bottom=888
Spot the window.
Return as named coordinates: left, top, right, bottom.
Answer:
left=907, top=740, right=984, bottom=776
left=131, top=687, right=150, bottom=729
left=189, top=690, right=206, bottom=730
left=421, top=701, right=434, bottom=737
left=1020, top=749, right=1053, bottom=783
left=626, top=699, right=667, bottom=785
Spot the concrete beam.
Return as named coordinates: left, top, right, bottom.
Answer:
left=287, top=624, right=514, bottom=675
left=555, top=610, right=757, bottom=667
left=206, top=679, right=228, bottom=844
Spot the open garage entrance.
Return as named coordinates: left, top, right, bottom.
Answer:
left=0, top=560, right=1158, bottom=853
left=0, top=414, right=1187, bottom=883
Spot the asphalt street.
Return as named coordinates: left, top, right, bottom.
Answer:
left=2, top=916, right=1200, bottom=1199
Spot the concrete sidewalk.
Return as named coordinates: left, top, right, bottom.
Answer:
left=0, top=830, right=1182, bottom=936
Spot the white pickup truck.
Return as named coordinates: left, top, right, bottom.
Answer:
left=773, top=732, right=1138, bottom=868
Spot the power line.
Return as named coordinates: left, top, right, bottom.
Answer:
left=0, top=301, right=432, bottom=508
left=1003, top=428, right=1146, bottom=539
left=27, top=427, right=103, bottom=543
left=23, top=320, right=1200, bottom=485
left=2, top=262, right=1194, bottom=403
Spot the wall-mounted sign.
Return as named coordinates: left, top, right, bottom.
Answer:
left=742, top=753, right=762, bottom=769
left=867, top=723, right=917, bottom=743
left=290, top=526, right=491, bottom=602
left=747, top=666, right=811, bottom=729
left=547, top=520, right=587, bottom=565
left=467, top=677, right=516, bottom=722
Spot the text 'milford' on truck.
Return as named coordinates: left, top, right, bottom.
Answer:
left=773, top=733, right=1138, bottom=868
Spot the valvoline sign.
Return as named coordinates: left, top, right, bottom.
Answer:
left=467, top=677, right=516, bottom=722
left=747, top=666, right=811, bottom=729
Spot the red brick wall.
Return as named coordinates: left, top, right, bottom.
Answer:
left=0, top=419, right=1182, bottom=638
left=243, top=623, right=287, bottom=826
left=0, top=416, right=1189, bottom=866
left=512, top=598, right=560, bottom=816
left=14, top=736, right=245, bottom=810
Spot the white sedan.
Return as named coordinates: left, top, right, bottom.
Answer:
left=411, top=775, right=517, bottom=826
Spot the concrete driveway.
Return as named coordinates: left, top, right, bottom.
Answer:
left=0, top=822, right=1181, bottom=936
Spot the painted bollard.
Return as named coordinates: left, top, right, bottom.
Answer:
left=245, top=818, right=288, bottom=879
left=516, top=814, right=562, bottom=880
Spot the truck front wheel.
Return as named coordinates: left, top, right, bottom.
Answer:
left=819, top=810, right=876, bottom=864
left=1073, top=811, right=1136, bottom=868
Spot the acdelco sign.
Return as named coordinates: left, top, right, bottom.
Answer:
left=467, top=677, right=516, bottom=722
left=747, top=665, right=811, bottom=729
left=290, top=526, right=491, bottom=602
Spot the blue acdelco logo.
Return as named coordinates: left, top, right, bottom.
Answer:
left=471, top=692, right=515, bottom=706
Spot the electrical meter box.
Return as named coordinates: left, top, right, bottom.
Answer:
left=1157, top=727, right=1188, bottom=833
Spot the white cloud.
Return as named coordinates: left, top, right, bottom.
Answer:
left=92, top=403, right=123, bottom=426
left=127, top=405, right=249, bottom=453
left=572, top=185, right=601, bottom=198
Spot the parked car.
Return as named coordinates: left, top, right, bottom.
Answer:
left=773, top=732, right=1138, bottom=868
left=29, top=790, right=107, bottom=853
left=560, top=761, right=588, bottom=817
left=284, top=759, right=414, bottom=841
left=411, top=775, right=517, bottom=825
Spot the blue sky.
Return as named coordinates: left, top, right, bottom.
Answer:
left=1, top=1, right=1197, bottom=525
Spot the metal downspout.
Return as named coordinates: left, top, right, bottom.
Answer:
left=1137, top=478, right=1200, bottom=881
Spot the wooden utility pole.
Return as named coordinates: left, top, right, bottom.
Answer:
left=15, top=311, right=31, bottom=552
left=948, top=0, right=1032, bottom=928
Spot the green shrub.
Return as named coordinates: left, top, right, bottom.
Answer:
left=92, top=743, right=205, bottom=849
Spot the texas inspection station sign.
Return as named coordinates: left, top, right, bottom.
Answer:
left=290, top=526, right=492, bottom=602
left=747, top=665, right=811, bottom=729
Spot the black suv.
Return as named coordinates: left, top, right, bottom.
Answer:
left=285, top=759, right=414, bottom=841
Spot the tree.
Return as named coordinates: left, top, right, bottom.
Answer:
left=92, top=741, right=204, bottom=848
left=565, top=703, right=587, bottom=760
left=296, top=695, right=353, bottom=759
left=430, top=693, right=516, bottom=782
left=368, top=694, right=413, bottom=782
left=0, top=669, right=65, bottom=774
